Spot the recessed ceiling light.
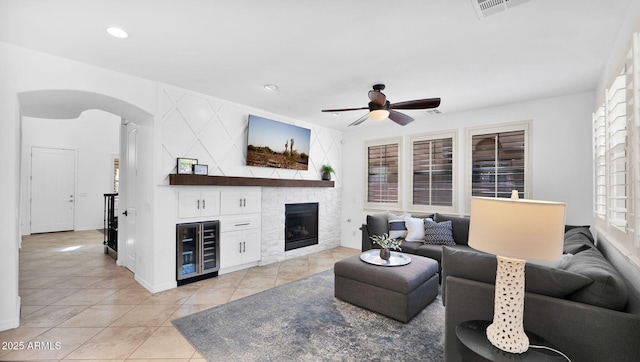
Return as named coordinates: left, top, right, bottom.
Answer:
left=263, top=84, right=279, bottom=91
left=106, top=27, right=128, bottom=39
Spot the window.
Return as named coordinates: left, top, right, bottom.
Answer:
left=410, top=131, right=456, bottom=212
left=467, top=122, right=530, bottom=208
left=365, top=138, right=402, bottom=210
left=113, top=157, right=120, bottom=193
left=593, top=105, right=606, bottom=220
left=606, top=72, right=629, bottom=231
left=592, top=31, right=640, bottom=268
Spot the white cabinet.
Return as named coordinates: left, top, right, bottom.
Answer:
left=219, top=217, right=261, bottom=270
left=220, top=188, right=261, bottom=215
left=178, top=190, right=220, bottom=218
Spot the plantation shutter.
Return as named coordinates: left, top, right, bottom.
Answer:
left=593, top=105, right=607, bottom=220
left=606, top=73, right=628, bottom=230
left=412, top=137, right=453, bottom=206
left=471, top=130, right=525, bottom=198
left=367, top=143, right=399, bottom=204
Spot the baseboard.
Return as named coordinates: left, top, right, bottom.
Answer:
left=219, top=261, right=259, bottom=275
left=134, top=274, right=177, bottom=293
left=0, top=296, right=20, bottom=332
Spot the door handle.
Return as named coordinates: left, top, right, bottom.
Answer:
left=122, top=210, right=128, bottom=216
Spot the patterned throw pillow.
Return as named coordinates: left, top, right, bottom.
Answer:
left=388, top=219, right=408, bottom=239
left=424, top=219, right=455, bottom=246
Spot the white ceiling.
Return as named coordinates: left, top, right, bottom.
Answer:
left=0, top=0, right=633, bottom=130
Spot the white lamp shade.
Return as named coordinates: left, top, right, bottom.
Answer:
left=468, top=196, right=566, bottom=261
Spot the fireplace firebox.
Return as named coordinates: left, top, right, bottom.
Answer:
left=285, top=203, right=319, bottom=251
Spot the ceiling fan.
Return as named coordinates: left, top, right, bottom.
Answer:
left=322, top=84, right=441, bottom=126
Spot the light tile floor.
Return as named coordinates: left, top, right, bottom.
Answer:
left=0, top=230, right=360, bottom=361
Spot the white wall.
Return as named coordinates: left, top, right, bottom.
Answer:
left=152, top=85, right=344, bottom=290
left=0, top=41, right=156, bottom=331
left=340, top=92, right=596, bottom=249
left=20, top=110, right=120, bottom=234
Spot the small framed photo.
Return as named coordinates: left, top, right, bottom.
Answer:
left=177, top=158, right=198, bottom=174
left=193, top=164, right=208, bottom=175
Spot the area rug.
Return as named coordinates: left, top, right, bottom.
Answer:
left=172, top=269, right=445, bottom=361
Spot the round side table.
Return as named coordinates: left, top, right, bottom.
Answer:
left=456, top=320, right=568, bottom=361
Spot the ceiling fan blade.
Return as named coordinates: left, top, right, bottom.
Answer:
left=388, top=110, right=414, bottom=126
left=390, top=98, right=441, bottom=110
left=348, top=113, right=370, bottom=127
left=368, top=90, right=386, bottom=106
left=322, top=106, right=369, bottom=113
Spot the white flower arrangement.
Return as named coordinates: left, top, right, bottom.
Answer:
left=370, top=233, right=402, bottom=251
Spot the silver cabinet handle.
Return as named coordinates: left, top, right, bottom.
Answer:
left=243, top=198, right=247, bottom=207
left=235, top=223, right=250, bottom=227
left=202, top=199, right=206, bottom=209
left=197, top=199, right=200, bottom=209
left=239, top=242, right=243, bottom=253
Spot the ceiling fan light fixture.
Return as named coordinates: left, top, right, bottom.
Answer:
left=106, top=27, right=128, bottom=39
left=369, top=109, right=390, bottom=121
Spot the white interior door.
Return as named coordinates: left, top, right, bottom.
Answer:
left=30, top=147, right=75, bottom=233
left=121, top=124, right=137, bottom=272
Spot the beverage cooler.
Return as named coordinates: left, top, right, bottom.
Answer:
left=176, top=221, right=220, bottom=285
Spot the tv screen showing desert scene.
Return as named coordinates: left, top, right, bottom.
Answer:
left=246, top=115, right=311, bottom=170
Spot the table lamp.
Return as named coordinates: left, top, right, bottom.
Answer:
left=468, top=190, right=566, bottom=353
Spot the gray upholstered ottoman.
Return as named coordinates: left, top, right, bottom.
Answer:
left=334, top=253, right=439, bottom=322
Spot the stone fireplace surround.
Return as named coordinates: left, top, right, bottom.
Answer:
left=261, top=187, right=341, bottom=265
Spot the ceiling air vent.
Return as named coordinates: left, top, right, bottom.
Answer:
left=472, top=0, right=531, bottom=18
left=425, top=109, right=442, bottom=115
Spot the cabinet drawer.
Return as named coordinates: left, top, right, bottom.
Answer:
left=221, top=217, right=260, bottom=232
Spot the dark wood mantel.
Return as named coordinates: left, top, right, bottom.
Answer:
left=169, top=174, right=335, bottom=188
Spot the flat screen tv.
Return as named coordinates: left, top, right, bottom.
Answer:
left=246, top=115, right=311, bottom=170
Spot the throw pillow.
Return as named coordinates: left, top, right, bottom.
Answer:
left=388, top=218, right=408, bottom=239
left=366, top=214, right=391, bottom=237
left=404, top=216, right=430, bottom=241
left=424, top=219, right=456, bottom=246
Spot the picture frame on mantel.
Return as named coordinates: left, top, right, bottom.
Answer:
left=177, top=158, right=198, bottom=174
left=193, top=164, right=208, bottom=175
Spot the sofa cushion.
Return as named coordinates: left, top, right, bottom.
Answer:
left=388, top=218, right=408, bottom=239
left=366, top=214, right=390, bottom=237
left=442, top=247, right=593, bottom=298
left=563, top=248, right=629, bottom=311
left=399, top=240, right=423, bottom=255
left=424, top=219, right=456, bottom=246
left=563, top=226, right=596, bottom=255
left=416, top=244, right=446, bottom=263
left=434, top=213, right=470, bottom=245
left=404, top=216, right=431, bottom=241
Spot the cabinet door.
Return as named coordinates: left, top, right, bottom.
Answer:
left=220, top=191, right=244, bottom=215
left=220, top=231, right=242, bottom=269
left=241, top=228, right=261, bottom=263
left=177, top=223, right=199, bottom=279
left=220, top=189, right=261, bottom=215
left=201, top=221, right=219, bottom=273
left=178, top=191, right=201, bottom=218
left=200, top=191, right=220, bottom=217
left=241, top=191, right=262, bottom=214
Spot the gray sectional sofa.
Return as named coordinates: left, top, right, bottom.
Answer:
left=361, top=213, right=473, bottom=266
left=361, top=213, right=640, bottom=361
